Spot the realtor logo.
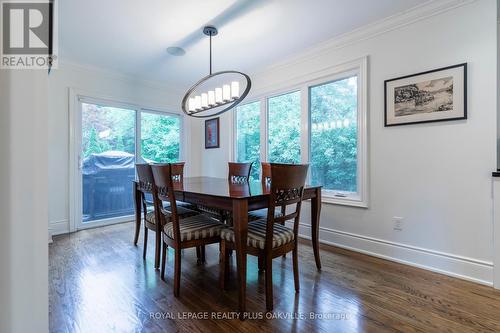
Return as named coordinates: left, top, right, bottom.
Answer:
left=1, top=0, right=57, bottom=69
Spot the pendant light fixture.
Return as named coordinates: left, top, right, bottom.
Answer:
left=181, top=26, right=251, bottom=118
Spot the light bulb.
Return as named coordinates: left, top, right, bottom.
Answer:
left=188, top=97, right=195, bottom=112
left=223, top=84, right=231, bottom=102
left=231, top=81, right=240, bottom=99
left=194, top=95, right=201, bottom=110
left=215, top=88, right=223, bottom=104
left=208, top=90, right=215, bottom=106
left=201, top=93, right=208, bottom=108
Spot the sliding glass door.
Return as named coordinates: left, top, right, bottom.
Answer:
left=81, top=102, right=136, bottom=224
left=74, top=97, right=182, bottom=230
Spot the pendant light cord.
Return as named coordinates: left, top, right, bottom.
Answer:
left=209, top=34, right=212, bottom=75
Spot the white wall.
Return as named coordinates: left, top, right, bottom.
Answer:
left=0, top=70, right=49, bottom=333
left=196, top=0, right=498, bottom=284
left=48, top=62, right=200, bottom=235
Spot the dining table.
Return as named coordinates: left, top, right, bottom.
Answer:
left=133, top=176, right=322, bottom=313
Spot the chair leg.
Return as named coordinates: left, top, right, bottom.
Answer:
left=196, top=246, right=201, bottom=262
left=220, top=241, right=229, bottom=290
left=292, top=246, right=299, bottom=292
left=174, top=248, right=181, bottom=297
left=134, top=217, right=140, bottom=246
left=154, top=230, right=161, bottom=269
left=200, top=245, right=206, bottom=263
left=161, top=241, right=167, bottom=281
left=265, top=255, right=273, bottom=311
left=258, top=255, right=264, bottom=272
left=143, top=227, right=148, bottom=260
left=281, top=221, right=286, bottom=259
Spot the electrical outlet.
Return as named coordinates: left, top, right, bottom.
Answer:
left=393, top=217, right=404, bottom=231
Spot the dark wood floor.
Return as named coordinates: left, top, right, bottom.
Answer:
left=49, top=222, right=500, bottom=333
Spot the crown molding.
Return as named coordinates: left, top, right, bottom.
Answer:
left=257, top=0, right=477, bottom=75
left=56, top=59, right=185, bottom=95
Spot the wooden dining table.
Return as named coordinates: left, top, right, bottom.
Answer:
left=133, top=176, right=322, bottom=313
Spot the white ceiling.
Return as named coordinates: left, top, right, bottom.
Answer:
left=60, top=0, right=428, bottom=90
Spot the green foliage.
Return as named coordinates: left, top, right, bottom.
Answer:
left=81, top=104, right=180, bottom=163
left=81, top=104, right=135, bottom=158
left=268, top=91, right=301, bottom=164
left=310, top=77, right=358, bottom=192
left=141, top=113, right=180, bottom=163
left=236, top=102, right=261, bottom=180
left=235, top=76, right=358, bottom=193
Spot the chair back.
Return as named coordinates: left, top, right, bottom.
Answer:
left=136, top=163, right=155, bottom=218
left=171, top=162, right=185, bottom=183
left=151, top=164, right=181, bottom=242
left=136, top=163, right=154, bottom=193
left=265, top=163, right=309, bottom=250
left=228, top=162, right=253, bottom=183
left=261, top=162, right=271, bottom=185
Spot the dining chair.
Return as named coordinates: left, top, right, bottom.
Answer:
left=248, top=162, right=285, bottom=222
left=151, top=163, right=227, bottom=297
left=228, top=162, right=252, bottom=183
left=219, top=163, right=309, bottom=311
left=197, top=162, right=254, bottom=224
left=135, top=163, right=198, bottom=269
left=261, top=162, right=271, bottom=185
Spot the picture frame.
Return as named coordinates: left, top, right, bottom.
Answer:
left=205, top=117, right=220, bottom=149
left=384, top=63, right=467, bottom=127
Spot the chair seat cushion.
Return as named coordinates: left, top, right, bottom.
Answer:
left=145, top=206, right=198, bottom=224
left=248, top=209, right=283, bottom=221
left=220, top=219, right=294, bottom=250
left=163, top=215, right=227, bottom=241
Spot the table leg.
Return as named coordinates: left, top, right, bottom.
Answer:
left=311, top=188, right=322, bottom=270
left=133, top=183, right=141, bottom=246
left=232, top=199, right=248, bottom=315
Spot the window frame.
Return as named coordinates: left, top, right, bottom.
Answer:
left=231, top=57, right=368, bottom=207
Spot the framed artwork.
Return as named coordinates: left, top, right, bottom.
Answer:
left=205, top=117, right=220, bottom=149
left=384, top=63, right=467, bottom=126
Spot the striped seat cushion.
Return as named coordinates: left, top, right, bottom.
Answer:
left=145, top=206, right=198, bottom=224
left=220, top=219, right=294, bottom=249
left=248, top=209, right=283, bottom=221
left=163, top=215, right=227, bottom=241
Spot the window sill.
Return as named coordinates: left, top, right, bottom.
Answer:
left=319, top=193, right=368, bottom=208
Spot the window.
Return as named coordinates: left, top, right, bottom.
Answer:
left=267, top=91, right=301, bottom=163
left=231, top=57, right=367, bottom=207
left=310, top=76, right=358, bottom=193
left=235, top=101, right=261, bottom=180
left=76, top=96, right=183, bottom=226
left=141, top=112, right=181, bottom=163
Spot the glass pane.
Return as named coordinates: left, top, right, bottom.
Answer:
left=141, top=112, right=180, bottom=163
left=81, top=103, right=136, bottom=222
left=268, top=91, right=301, bottom=163
left=236, top=102, right=260, bottom=180
left=310, top=76, right=358, bottom=192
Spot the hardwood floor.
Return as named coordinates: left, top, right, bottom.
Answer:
left=50, top=222, right=500, bottom=333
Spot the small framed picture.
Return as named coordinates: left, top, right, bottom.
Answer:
left=205, top=118, right=220, bottom=149
left=384, top=63, right=467, bottom=126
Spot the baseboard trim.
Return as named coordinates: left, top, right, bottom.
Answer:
left=49, top=219, right=70, bottom=236
left=291, top=222, right=493, bottom=286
